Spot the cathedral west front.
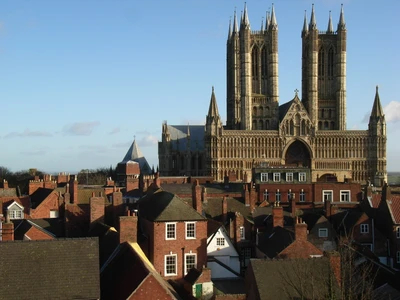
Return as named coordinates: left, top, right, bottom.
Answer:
left=158, top=4, right=387, bottom=186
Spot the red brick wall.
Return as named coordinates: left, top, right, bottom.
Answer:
left=119, top=215, right=138, bottom=244
left=150, top=220, right=208, bottom=280
left=25, top=226, right=54, bottom=240
left=2, top=222, right=14, bottom=241
left=128, top=274, right=175, bottom=300
left=90, top=195, right=105, bottom=225
left=29, top=181, right=43, bottom=195
left=30, top=192, right=60, bottom=219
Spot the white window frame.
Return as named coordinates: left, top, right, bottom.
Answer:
left=286, top=173, right=293, bottom=182
left=184, top=253, right=197, bottom=274
left=299, top=172, right=306, bottom=182
left=275, top=190, right=281, bottom=203
left=165, top=222, right=176, bottom=240
left=263, top=189, right=269, bottom=201
left=300, top=190, right=305, bottom=202
left=323, top=190, right=333, bottom=202
left=164, top=254, right=177, bottom=276
left=319, top=228, right=328, bottom=238
left=260, top=173, right=268, bottom=182
left=9, top=209, right=23, bottom=219
left=396, top=227, right=400, bottom=239
left=216, top=237, right=225, bottom=246
left=340, top=190, right=351, bottom=202
left=273, top=173, right=281, bottom=182
left=360, top=224, right=369, bottom=234
left=240, top=226, right=245, bottom=240
left=185, top=222, right=196, bottom=239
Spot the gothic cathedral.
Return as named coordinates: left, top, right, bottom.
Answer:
left=158, top=4, right=387, bottom=186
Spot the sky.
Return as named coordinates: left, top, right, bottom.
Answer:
left=0, top=0, right=399, bottom=173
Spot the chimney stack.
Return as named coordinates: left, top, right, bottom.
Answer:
left=90, top=193, right=105, bottom=227
left=222, top=196, right=228, bottom=223
left=119, top=214, right=138, bottom=244
left=192, top=180, right=202, bottom=214
left=2, top=212, right=14, bottom=241
left=272, top=202, right=284, bottom=228
left=295, top=217, right=308, bottom=241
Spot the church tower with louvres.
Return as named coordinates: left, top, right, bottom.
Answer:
left=158, top=4, right=387, bottom=186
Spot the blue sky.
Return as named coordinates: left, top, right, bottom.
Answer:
left=0, top=0, right=399, bottom=173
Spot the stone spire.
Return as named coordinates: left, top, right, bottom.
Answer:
left=370, top=86, right=385, bottom=119
left=207, top=86, right=220, bottom=119
left=327, top=11, right=334, bottom=33
left=228, top=18, right=232, bottom=40
left=337, top=4, right=346, bottom=30
left=242, top=2, right=250, bottom=29
left=302, top=10, right=308, bottom=37
left=261, top=18, right=264, bottom=33
left=265, top=11, right=270, bottom=31
left=269, top=4, right=277, bottom=30
left=233, top=9, right=239, bottom=34
left=309, top=4, right=317, bottom=30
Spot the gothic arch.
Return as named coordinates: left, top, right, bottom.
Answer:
left=282, top=139, right=313, bottom=167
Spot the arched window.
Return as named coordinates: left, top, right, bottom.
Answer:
left=253, top=106, right=257, bottom=116
left=259, top=120, right=263, bottom=130
left=330, top=121, right=335, bottom=130
left=328, top=47, right=334, bottom=77
left=261, top=47, right=267, bottom=78
left=266, top=120, right=270, bottom=130
left=318, top=48, right=325, bottom=77
left=329, top=109, right=332, bottom=118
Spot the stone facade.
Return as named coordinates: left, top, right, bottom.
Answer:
left=158, top=4, right=387, bottom=186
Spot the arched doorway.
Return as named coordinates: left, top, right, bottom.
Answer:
left=317, top=173, right=338, bottom=182
left=285, top=140, right=311, bottom=167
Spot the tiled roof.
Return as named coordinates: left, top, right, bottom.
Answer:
left=256, top=226, right=294, bottom=259
left=121, top=139, right=152, bottom=174
left=13, top=219, right=56, bottom=240
left=139, top=190, right=206, bottom=222
left=88, top=222, right=119, bottom=267
left=203, top=197, right=251, bottom=222
left=78, top=187, right=108, bottom=204
left=167, top=125, right=205, bottom=151
left=0, top=188, right=17, bottom=197
left=28, top=218, right=65, bottom=237
left=101, top=242, right=181, bottom=300
left=0, top=238, right=100, bottom=299
left=369, top=193, right=382, bottom=208
left=252, top=206, right=293, bottom=228
left=387, top=195, right=400, bottom=224
left=248, top=258, right=338, bottom=300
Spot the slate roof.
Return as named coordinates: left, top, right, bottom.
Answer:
left=122, top=139, right=152, bottom=174
left=30, top=187, right=54, bottom=209
left=0, top=238, right=100, bottom=300
left=101, top=242, right=181, bottom=300
left=278, top=100, right=294, bottom=121
left=387, top=195, right=400, bottom=224
left=203, top=197, right=251, bottom=222
left=0, top=188, right=17, bottom=197
left=138, top=190, right=206, bottom=222
left=330, top=209, right=366, bottom=236
left=166, top=125, right=205, bottom=151
left=252, top=206, right=294, bottom=228
left=256, top=226, right=294, bottom=259
left=78, top=187, right=109, bottom=204
left=13, top=219, right=56, bottom=240
left=88, top=222, right=119, bottom=267
left=248, top=258, right=338, bottom=300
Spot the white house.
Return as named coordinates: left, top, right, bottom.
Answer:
left=207, top=225, right=240, bottom=279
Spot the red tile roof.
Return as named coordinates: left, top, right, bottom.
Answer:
left=370, top=193, right=382, bottom=208
left=387, top=195, right=400, bottom=224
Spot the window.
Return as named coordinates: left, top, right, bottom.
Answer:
left=397, top=227, right=400, bottom=239
left=50, top=210, right=59, bottom=218
left=273, top=173, right=281, bottom=182
left=263, top=189, right=269, bottom=201
left=166, top=223, right=176, bottom=240
left=286, top=173, right=293, bottom=182
left=323, top=190, right=333, bottom=202
left=319, top=228, right=328, bottom=237
left=299, top=172, right=306, bottom=182
left=8, top=209, right=23, bottom=219
left=185, top=253, right=197, bottom=274
left=185, top=222, right=196, bottom=239
left=360, top=224, right=369, bottom=234
left=216, top=237, right=225, bottom=246
left=240, top=226, right=245, bottom=240
left=340, top=190, right=350, bottom=202
left=261, top=173, right=268, bottom=182
left=300, top=189, right=306, bottom=202
left=165, top=254, right=177, bottom=276
left=275, top=190, right=281, bottom=203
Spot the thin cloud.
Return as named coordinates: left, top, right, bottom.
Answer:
left=108, top=127, right=121, bottom=135
left=4, top=129, right=53, bottom=138
left=63, top=121, right=100, bottom=136
left=384, top=101, right=400, bottom=123
left=138, top=135, right=158, bottom=147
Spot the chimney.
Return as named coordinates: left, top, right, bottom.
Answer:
left=2, top=179, right=8, bottom=189
left=2, top=212, right=14, bottom=241
left=325, top=199, right=332, bottom=218
left=272, top=202, right=284, bottom=228
left=382, top=182, right=392, bottom=201
left=119, top=214, right=138, bottom=244
left=244, top=184, right=250, bottom=206
left=326, top=251, right=341, bottom=286
left=290, top=190, right=296, bottom=217
left=112, top=187, right=124, bottom=226
left=154, top=172, right=161, bottom=188
left=64, top=184, right=71, bottom=204
left=90, top=192, right=105, bottom=227
left=234, top=212, right=244, bottom=244
left=243, top=172, right=249, bottom=183
left=69, top=176, right=78, bottom=204
left=222, top=196, right=228, bottom=223
left=295, top=217, right=308, bottom=241
left=192, top=180, right=202, bottom=214
left=249, top=185, right=256, bottom=212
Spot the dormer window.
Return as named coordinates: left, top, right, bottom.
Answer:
left=7, top=201, right=24, bottom=219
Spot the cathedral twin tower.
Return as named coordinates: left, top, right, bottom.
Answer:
left=159, top=4, right=387, bottom=186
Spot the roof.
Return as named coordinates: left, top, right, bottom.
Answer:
left=278, top=99, right=294, bottom=121
left=0, top=188, right=17, bottom=197
left=203, top=197, right=251, bottom=222
left=28, top=218, right=65, bottom=237
left=101, top=242, right=180, bottom=300
left=30, top=187, right=54, bottom=209
left=88, top=222, right=119, bottom=267
left=373, top=284, right=400, bottom=300
left=252, top=206, right=294, bottom=228
left=13, top=219, right=56, bottom=240
left=248, top=258, right=338, bottom=300
left=166, top=125, right=205, bottom=151
left=368, top=193, right=382, bottom=208
left=138, top=190, right=206, bottom=222
left=0, top=238, right=100, bottom=300
left=78, top=187, right=108, bottom=204
left=256, top=226, right=294, bottom=259
left=387, top=195, right=400, bottom=224
left=122, top=139, right=152, bottom=174
left=330, top=209, right=367, bottom=235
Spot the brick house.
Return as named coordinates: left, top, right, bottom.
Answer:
left=137, top=189, right=207, bottom=280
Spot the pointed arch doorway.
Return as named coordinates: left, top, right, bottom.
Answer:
left=285, top=140, right=311, bottom=167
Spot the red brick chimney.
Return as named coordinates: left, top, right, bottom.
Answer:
left=90, top=192, right=105, bottom=227
left=112, top=187, right=124, bottom=226
left=234, top=212, right=245, bottom=243
left=69, top=176, right=78, bottom=204
left=222, top=196, right=228, bottom=223
left=2, top=212, right=14, bottom=241
left=29, top=179, right=43, bottom=195
left=64, top=184, right=71, bottom=204
left=295, top=217, right=308, bottom=241
left=250, top=185, right=256, bottom=212
left=119, top=213, right=138, bottom=244
left=244, top=184, right=250, bottom=207
left=154, top=172, right=161, bottom=188
left=2, top=179, right=8, bottom=189
left=272, top=202, right=284, bottom=228
left=192, top=180, right=202, bottom=214
left=325, top=199, right=332, bottom=218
